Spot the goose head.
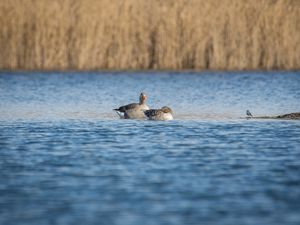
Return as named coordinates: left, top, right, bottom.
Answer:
left=139, top=93, right=147, bottom=104
left=161, top=106, right=173, bottom=114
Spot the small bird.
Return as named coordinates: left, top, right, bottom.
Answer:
left=114, top=93, right=149, bottom=119
left=246, top=110, right=253, bottom=118
left=144, top=106, right=174, bottom=121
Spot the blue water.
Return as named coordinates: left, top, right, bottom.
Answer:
left=0, top=71, right=300, bottom=225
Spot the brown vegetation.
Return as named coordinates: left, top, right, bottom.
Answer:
left=0, top=0, right=299, bottom=70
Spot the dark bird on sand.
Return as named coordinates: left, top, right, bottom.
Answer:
left=246, top=110, right=253, bottom=118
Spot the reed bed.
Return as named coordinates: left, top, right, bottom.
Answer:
left=0, top=0, right=299, bottom=70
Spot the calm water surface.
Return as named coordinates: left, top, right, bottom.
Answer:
left=0, top=71, right=300, bottom=225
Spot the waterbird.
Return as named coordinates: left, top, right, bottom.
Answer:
left=246, top=110, right=253, bottom=118
left=144, top=106, right=174, bottom=121
left=114, top=93, right=149, bottom=119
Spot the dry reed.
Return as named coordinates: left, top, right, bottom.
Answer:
left=0, top=0, right=299, bottom=70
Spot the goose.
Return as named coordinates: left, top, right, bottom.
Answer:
left=114, top=93, right=149, bottom=119
left=144, top=106, right=173, bottom=121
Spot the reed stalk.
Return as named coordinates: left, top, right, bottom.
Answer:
left=0, top=0, right=299, bottom=70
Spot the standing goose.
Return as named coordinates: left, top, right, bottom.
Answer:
left=144, top=106, right=174, bottom=121
left=114, top=93, right=149, bottom=119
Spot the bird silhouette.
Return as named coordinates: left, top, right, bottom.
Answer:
left=246, top=110, right=253, bottom=118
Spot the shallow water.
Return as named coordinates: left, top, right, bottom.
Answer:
left=0, top=71, right=300, bottom=225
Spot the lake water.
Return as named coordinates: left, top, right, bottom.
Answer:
left=0, top=71, right=300, bottom=225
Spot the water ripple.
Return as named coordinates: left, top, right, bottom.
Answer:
left=0, top=72, right=300, bottom=225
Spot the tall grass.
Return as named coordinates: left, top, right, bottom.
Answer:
left=0, top=0, right=299, bottom=70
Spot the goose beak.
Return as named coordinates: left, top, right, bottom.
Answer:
left=141, top=93, right=147, bottom=100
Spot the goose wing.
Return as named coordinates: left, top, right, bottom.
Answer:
left=144, top=109, right=161, bottom=118
left=114, top=103, right=139, bottom=112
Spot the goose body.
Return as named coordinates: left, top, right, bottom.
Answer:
left=114, top=93, right=149, bottom=119
left=144, top=106, right=173, bottom=121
